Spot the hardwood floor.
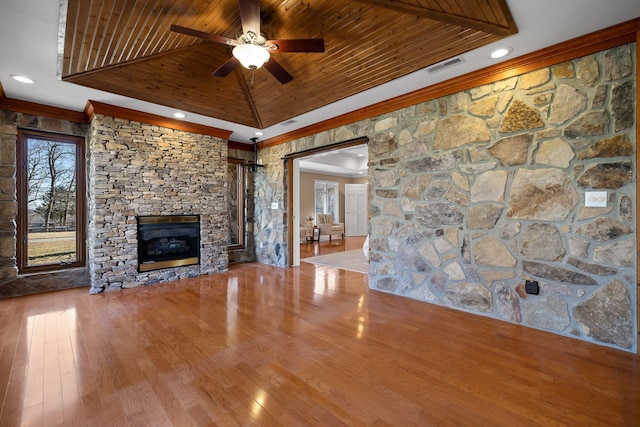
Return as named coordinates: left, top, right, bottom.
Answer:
left=300, top=235, right=366, bottom=259
left=0, top=258, right=638, bottom=426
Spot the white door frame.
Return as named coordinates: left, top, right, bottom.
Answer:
left=292, top=158, right=301, bottom=266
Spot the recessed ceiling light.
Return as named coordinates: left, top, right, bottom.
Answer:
left=11, top=74, right=34, bottom=84
left=255, top=131, right=263, bottom=136
left=173, top=112, right=186, bottom=119
left=490, top=48, right=511, bottom=59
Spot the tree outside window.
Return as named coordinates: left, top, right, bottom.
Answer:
left=17, top=130, right=86, bottom=273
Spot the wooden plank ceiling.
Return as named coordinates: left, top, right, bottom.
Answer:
left=61, top=0, right=517, bottom=129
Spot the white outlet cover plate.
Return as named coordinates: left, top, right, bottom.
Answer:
left=585, top=191, right=607, bottom=207
left=271, top=202, right=279, bottom=209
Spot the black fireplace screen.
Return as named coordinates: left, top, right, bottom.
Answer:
left=137, top=215, right=200, bottom=272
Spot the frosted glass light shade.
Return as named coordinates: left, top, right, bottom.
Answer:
left=232, top=44, right=270, bottom=70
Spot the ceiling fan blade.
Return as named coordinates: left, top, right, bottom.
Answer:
left=267, top=38, right=325, bottom=53
left=263, top=58, right=293, bottom=84
left=213, top=57, right=240, bottom=77
left=238, top=0, right=261, bottom=36
left=170, top=24, right=233, bottom=45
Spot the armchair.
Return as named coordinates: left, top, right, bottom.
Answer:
left=317, top=214, right=344, bottom=242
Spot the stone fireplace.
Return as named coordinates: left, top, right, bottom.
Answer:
left=88, top=113, right=229, bottom=293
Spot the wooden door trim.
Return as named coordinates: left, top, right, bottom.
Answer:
left=286, top=138, right=369, bottom=266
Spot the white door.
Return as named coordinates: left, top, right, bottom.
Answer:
left=292, top=158, right=301, bottom=266
left=345, top=184, right=368, bottom=236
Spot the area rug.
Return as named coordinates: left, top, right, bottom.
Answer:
left=302, top=249, right=368, bottom=274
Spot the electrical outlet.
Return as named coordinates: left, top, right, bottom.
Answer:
left=271, top=202, right=278, bottom=210
left=585, top=191, right=607, bottom=207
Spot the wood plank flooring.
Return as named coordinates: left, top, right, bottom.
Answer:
left=1, top=244, right=638, bottom=426
left=300, top=235, right=365, bottom=259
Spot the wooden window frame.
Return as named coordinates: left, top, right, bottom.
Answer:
left=228, top=159, right=245, bottom=250
left=16, top=129, right=86, bottom=273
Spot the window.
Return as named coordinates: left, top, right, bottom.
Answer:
left=16, top=129, right=86, bottom=273
left=315, top=180, right=339, bottom=220
left=227, top=160, right=245, bottom=249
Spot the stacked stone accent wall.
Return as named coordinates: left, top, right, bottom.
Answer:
left=88, top=115, right=228, bottom=293
left=255, top=44, right=637, bottom=351
left=0, top=111, right=90, bottom=297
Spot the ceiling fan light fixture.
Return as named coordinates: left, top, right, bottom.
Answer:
left=233, top=43, right=270, bottom=70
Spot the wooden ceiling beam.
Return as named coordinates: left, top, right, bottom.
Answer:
left=233, top=59, right=264, bottom=129
left=355, top=0, right=517, bottom=35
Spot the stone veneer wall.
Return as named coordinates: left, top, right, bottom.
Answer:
left=88, top=114, right=228, bottom=293
left=254, top=142, right=294, bottom=266
left=0, top=111, right=90, bottom=297
left=254, top=44, right=637, bottom=351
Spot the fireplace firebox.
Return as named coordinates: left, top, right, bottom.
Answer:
left=137, top=215, right=200, bottom=272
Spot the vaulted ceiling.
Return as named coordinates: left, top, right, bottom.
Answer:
left=60, top=0, right=517, bottom=130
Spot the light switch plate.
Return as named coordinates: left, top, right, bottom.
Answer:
left=271, top=202, right=279, bottom=209
left=585, top=191, right=607, bottom=207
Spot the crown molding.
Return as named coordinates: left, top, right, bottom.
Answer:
left=85, top=100, right=232, bottom=139
left=0, top=82, right=89, bottom=123
left=0, top=82, right=235, bottom=141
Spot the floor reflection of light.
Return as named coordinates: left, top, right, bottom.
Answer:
left=227, top=277, right=238, bottom=345
left=251, top=389, right=267, bottom=418
left=24, top=308, right=79, bottom=424
left=357, top=322, right=365, bottom=339
left=357, top=293, right=368, bottom=339
left=313, top=269, right=338, bottom=300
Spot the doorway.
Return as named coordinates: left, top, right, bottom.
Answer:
left=287, top=137, right=369, bottom=267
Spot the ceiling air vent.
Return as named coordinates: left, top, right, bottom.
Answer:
left=426, top=56, right=464, bottom=74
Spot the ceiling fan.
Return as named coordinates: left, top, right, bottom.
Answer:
left=171, top=0, right=325, bottom=84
